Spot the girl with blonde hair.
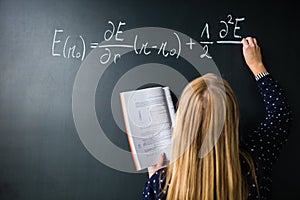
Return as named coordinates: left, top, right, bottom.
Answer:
left=142, top=37, right=292, bottom=200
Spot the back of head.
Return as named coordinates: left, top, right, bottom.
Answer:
left=164, top=73, right=247, bottom=200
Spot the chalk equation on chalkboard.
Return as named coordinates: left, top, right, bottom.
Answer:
left=51, top=14, right=245, bottom=64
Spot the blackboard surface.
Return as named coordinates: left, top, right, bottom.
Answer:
left=0, top=0, right=299, bottom=199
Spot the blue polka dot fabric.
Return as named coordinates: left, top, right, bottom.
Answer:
left=142, top=169, right=167, bottom=200
left=142, top=74, right=293, bottom=200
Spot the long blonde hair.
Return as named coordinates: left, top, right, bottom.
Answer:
left=163, top=73, right=257, bottom=200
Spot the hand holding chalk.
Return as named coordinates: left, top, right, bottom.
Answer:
left=242, top=37, right=267, bottom=76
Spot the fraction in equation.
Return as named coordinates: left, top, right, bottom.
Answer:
left=198, top=14, right=245, bottom=58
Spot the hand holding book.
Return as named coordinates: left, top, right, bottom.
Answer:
left=147, top=152, right=167, bottom=178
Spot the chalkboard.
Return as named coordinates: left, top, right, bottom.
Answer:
left=0, top=0, right=299, bottom=199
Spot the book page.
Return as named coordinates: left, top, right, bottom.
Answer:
left=120, top=87, right=173, bottom=170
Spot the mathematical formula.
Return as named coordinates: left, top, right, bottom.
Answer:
left=51, top=14, right=245, bottom=64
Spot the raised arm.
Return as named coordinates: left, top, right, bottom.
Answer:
left=242, top=37, right=293, bottom=165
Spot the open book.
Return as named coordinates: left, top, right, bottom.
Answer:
left=120, top=86, right=175, bottom=171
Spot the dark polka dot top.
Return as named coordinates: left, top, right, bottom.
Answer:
left=142, top=74, right=293, bottom=200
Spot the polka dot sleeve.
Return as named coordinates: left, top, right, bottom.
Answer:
left=142, top=168, right=167, bottom=200
left=243, top=74, right=293, bottom=166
